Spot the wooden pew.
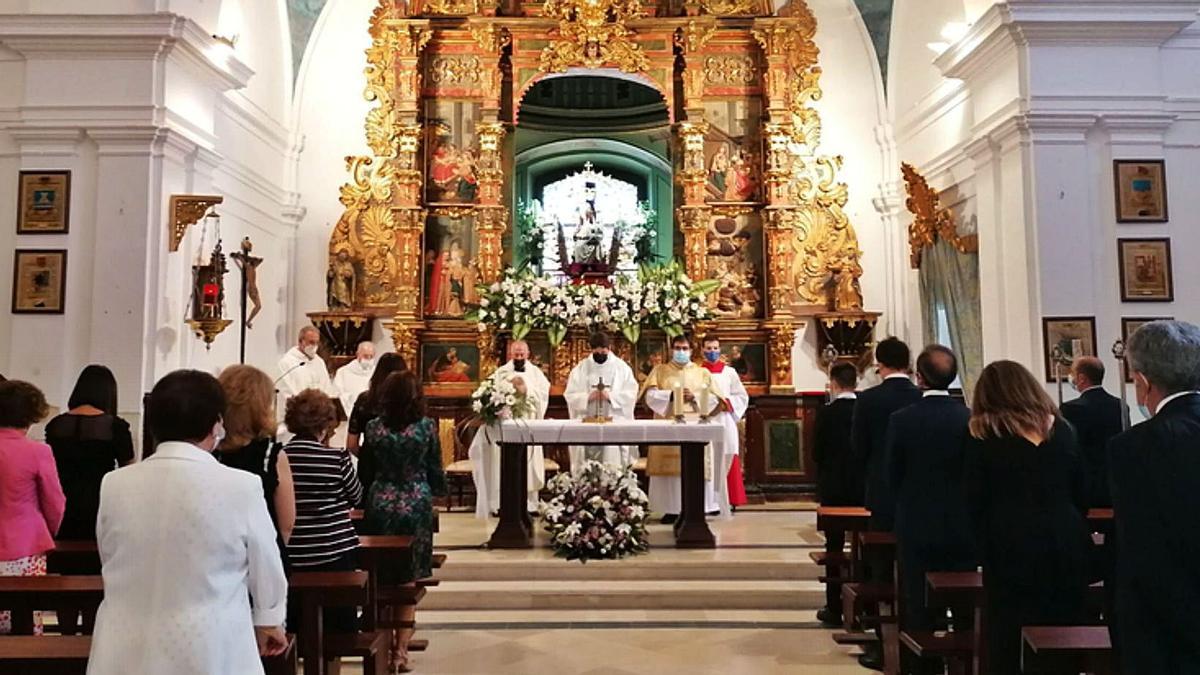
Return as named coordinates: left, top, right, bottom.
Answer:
left=0, top=635, right=90, bottom=675
left=0, top=634, right=297, bottom=675
left=290, top=570, right=385, bottom=675
left=816, top=506, right=873, bottom=643
left=1021, top=626, right=1113, bottom=675
left=0, top=576, right=104, bottom=635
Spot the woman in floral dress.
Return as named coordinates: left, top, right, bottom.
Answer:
left=362, top=370, right=446, bottom=672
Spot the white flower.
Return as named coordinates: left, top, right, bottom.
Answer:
left=471, top=400, right=483, bottom=413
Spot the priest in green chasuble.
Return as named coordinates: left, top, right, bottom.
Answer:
left=641, top=334, right=726, bottom=522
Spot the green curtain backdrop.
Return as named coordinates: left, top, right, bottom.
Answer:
left=919, top=238, right=983, bottom=401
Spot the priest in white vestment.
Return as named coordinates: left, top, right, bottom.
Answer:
left=277, top=326, right=337, bottom=401
left=332, top=341, right=376, bottom=415
left=468, top=340, right=551, bottom=517
left=699, top=336, right=749, bottom=518
left=641, top=335, right=725, bottom=522
left=563, top=331, right=639, bottom=474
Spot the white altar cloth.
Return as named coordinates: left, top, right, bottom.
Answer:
left=496, top=419, right=724, bottom=447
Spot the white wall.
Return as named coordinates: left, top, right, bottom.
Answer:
left=0, top=2, right=295, bottom=444
left=888, top=0, right=1200, bottom=416
left=290, top=0, right=377, bottom=345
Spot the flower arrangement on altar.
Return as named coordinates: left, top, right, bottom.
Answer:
left=541, top=460, right=650, bottom=563
left=470, top=371, right=534, bottom=425
left=467, top=261, right=718, bottom=347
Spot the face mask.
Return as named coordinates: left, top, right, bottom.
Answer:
left=703, top=350, right=721, bottom=364
left=359, top=358, right=374, bottom=370
left=212, top=420, right=226, bottom=451
left=1068, top=378, right=1079, bottom=393
left=593, top=352, right=608, bottom=365
left=303, top=344, right=318, bottom=359
left=513, top=358, right=526, bottom=371
left=673, top=350, right=691, bottom=365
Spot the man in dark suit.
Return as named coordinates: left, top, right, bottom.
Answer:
left=813, top=362, right=860, bottom=626
left=887, top=345, right=976, bottom=674
left=1109, top=320, right=1200, bottom=674
left=851, top=337, right=920, bottom=669
left=1061, top=356, right=1128, bottom=507
left=854, top=337, right=921, bottom=531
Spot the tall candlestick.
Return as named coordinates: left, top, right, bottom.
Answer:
left=699, top=383, right=710, bottom=419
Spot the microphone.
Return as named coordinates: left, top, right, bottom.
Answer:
left=274, top=359, right=308, bottom=387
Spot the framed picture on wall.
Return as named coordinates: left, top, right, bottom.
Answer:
left=1121, top=317, right=1173, bottom=381
left=17, top=170, right=71, bottom=233
left=1118, top=238, right=1174, bottom=302
left=11, top=249, right=67, bottom=314
left=1113, top=160, right=1167, bottom=223
left=1042, top=316, right=1097, bottom=382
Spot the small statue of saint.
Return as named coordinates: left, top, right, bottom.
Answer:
left=831, top=255, right=864, bottom=312
left=327, top=249, right=357, bottom=310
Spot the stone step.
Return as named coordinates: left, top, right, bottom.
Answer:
left=422, top=579, right=825, bottom=611
left=435, top=558, right=819, bottom=582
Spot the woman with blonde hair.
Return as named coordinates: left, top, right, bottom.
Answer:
left=965, top=360, right=1091, bottom=674
left=217, top=365, right=296, bottom=565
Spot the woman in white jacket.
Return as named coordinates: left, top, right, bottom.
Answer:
left=87, top=370, right=289, bottom=675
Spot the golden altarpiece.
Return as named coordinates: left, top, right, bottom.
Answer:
left=310, top=0, right=878, bottom=494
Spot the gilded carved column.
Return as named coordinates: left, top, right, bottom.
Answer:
left=675, top=20, right=716, bottom=119
left=468, top=21, right=511, bottom=119
left=675, top=119, right=710, bottom=283
left=768, top=322, right=796, bottom=392
left=474, top=121, right=508, bottom=285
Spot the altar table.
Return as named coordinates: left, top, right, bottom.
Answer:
left=488, top=419, right=725, bottom=549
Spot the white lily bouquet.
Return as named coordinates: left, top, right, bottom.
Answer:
left=541, top=460, right=650, bottom=563
left=470, top=371, right=533, bottom=425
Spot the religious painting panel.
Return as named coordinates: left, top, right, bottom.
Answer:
left=425, top=100, right=482, bottom=205
left=17, top=170, right=70, bottom=234
left=11, top=248, right=66, bottom=314
left=721, top=342, right=766, bottom=384
left=1113, top=159, right=1167, bottom=223
left=423, top=210, right=479, bottom=319
left=703, top=99, right=762, bottom=204
left=1041, top=317, right=1097, bottom=383
left=422, top=342, right=481, bottom=384
left=634, top=334, right=669, bottom=384
left=1117, top=238, right=1173, bottom=302
left=706, top=207, right=763, bottom=319
left=764, top=419, right=803, bottom=474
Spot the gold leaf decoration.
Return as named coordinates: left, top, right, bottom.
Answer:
left=539, top=0, right=650, bottom=74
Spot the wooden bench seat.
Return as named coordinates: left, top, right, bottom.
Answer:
left=0, top=634, right=296, bottom=675
left=0, top=635, right=90, bottom=675
left=407, top=638, right=429, bottom=652
left=900, top=630, right=974, bottom=659
left=325, top=631, right=390, bottom=675
left=0, top=576, right=105, bottom=635
left=432, top=553, right=447, bottom=569
left=810, top=550, right=849, bottom=566
left=841, top=582, right=894, bottom=632
left=1021, top=626, right=1113, bottom=674
left=832, top=631, right=879, bottom=645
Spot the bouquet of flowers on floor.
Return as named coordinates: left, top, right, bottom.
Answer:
left=470, top=370, right=534, bottom=425
left=540, top=460, right=650, bottom=563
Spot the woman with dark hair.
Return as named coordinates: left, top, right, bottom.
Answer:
left=965, top=360, right=1092, bottom=674
left=216, top=365, right=296, bottom=564
left=346, top=352, right=407, bottom=455
left=45, top=365, right=134, bottom=542
left=0, top=380, right=65, bottom=635
left=363, top=371, right=445, bottom=671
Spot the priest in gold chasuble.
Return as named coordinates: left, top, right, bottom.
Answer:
left=641, top=335, right=726, bottom=521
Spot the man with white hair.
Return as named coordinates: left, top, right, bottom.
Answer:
left=277, top=326, right=336, bottom=401
left=468, top=340, right=551, bottom=516
left=1108, top=320, right=1200, bottom=674
left=333, top=341, right=376, bottom=415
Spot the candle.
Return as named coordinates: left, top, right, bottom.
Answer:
left=699, top=383, right=710, bottom=417
left=672, top=381, right=684, bottom=417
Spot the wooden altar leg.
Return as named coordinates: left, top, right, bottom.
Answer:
left=675, top=442, right=716, bottom=549
left=488, top=442, right=533, bottom=549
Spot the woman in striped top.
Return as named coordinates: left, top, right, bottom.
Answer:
left=282, top=389, right=363, bottom=637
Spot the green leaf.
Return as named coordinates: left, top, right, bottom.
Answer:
left=692, top=279, right=721, bottom=296
left=621, top=324, right=641, bottom=345
left=513, top=323, right=532, bottom=341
